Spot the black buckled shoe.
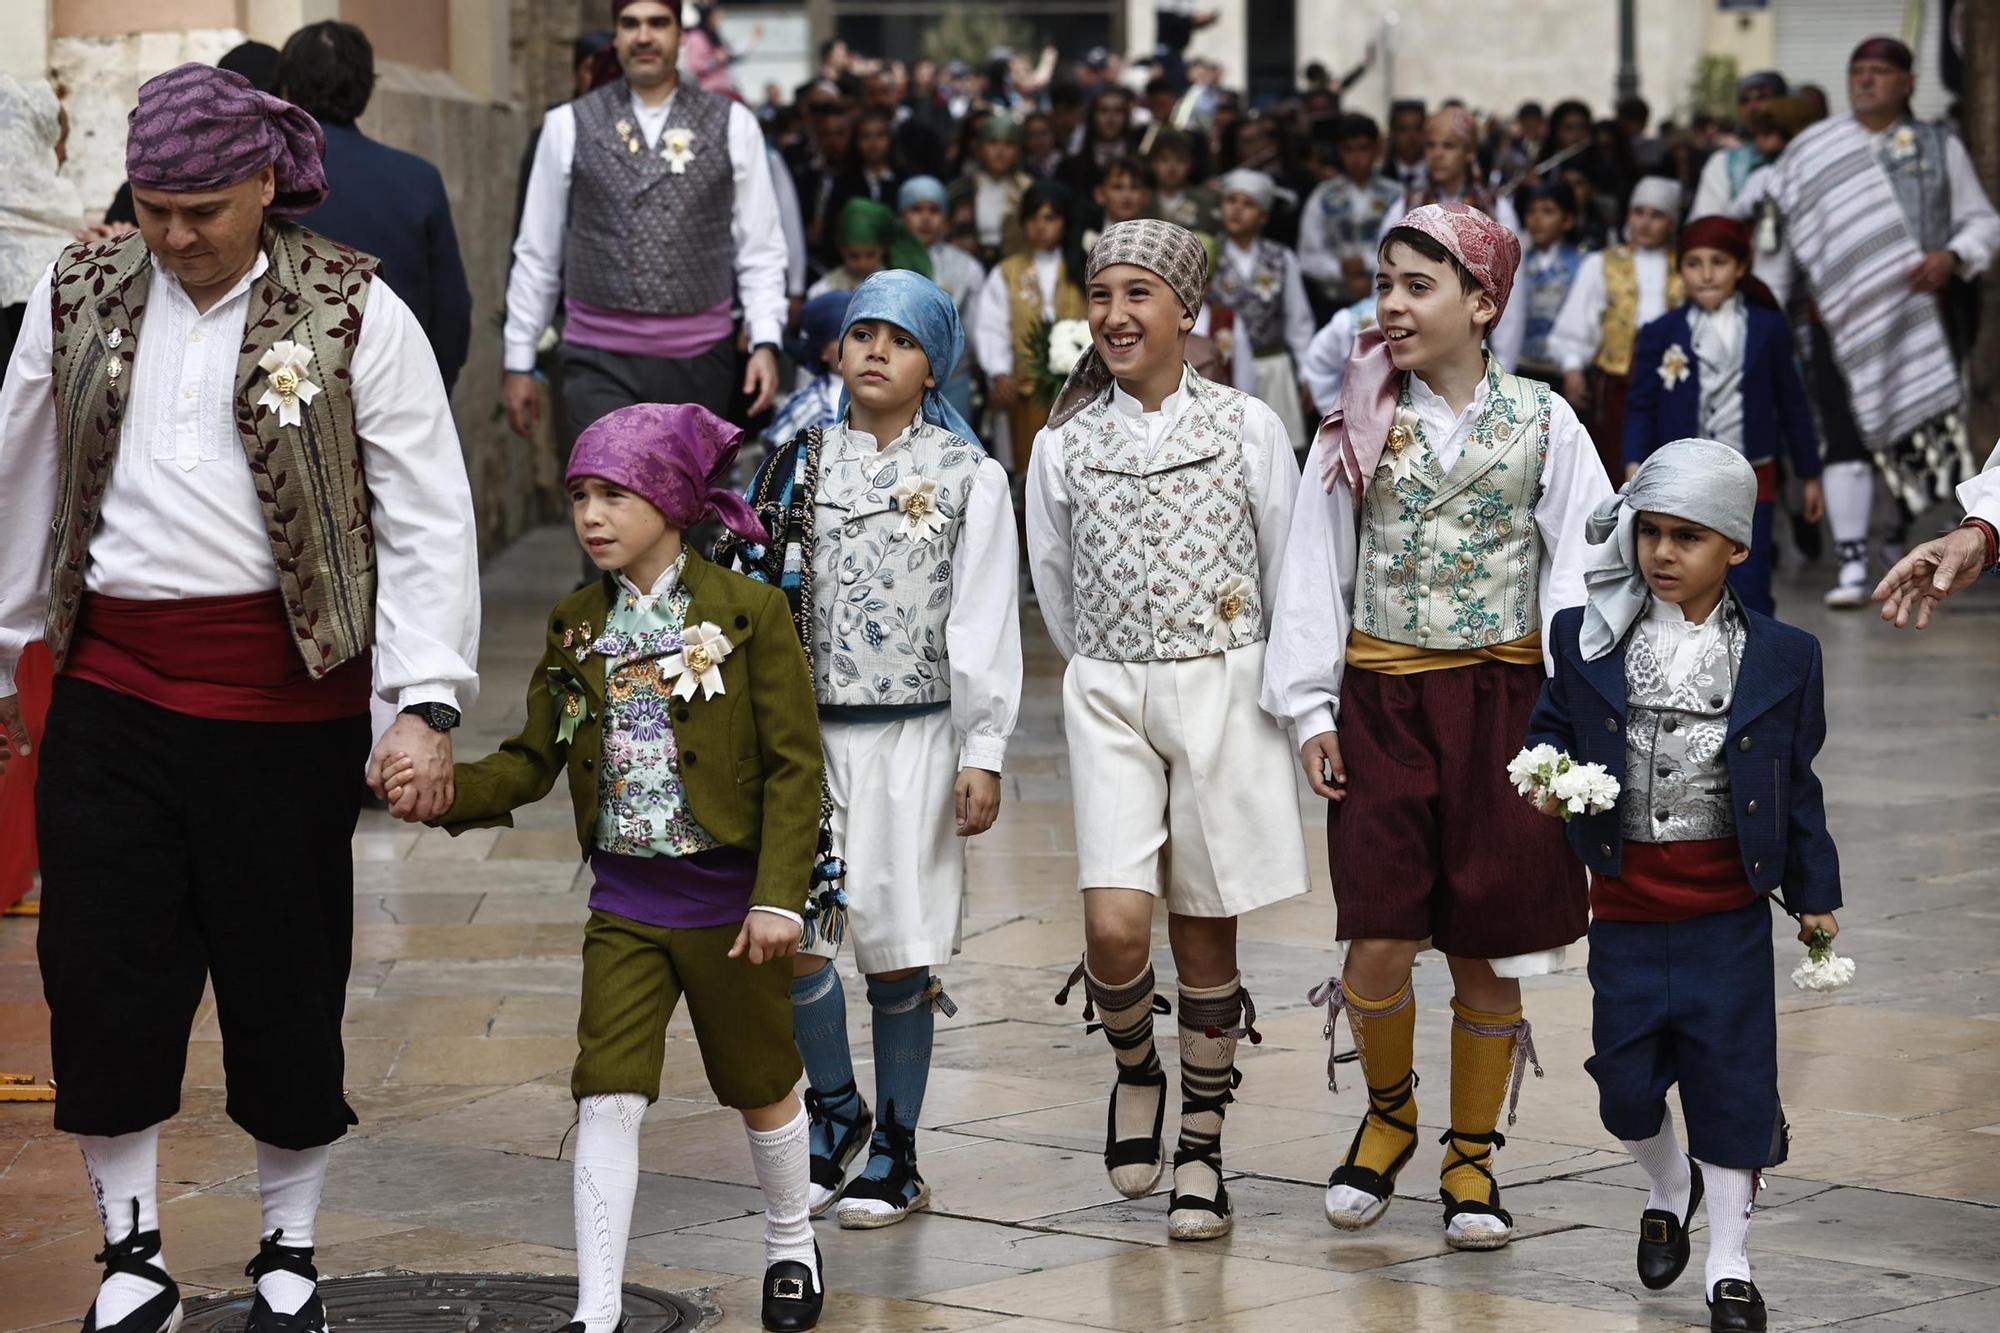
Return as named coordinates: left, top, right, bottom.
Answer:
left=1708, top=1278, right=1767, bottom=1331
left=760, top=1241, right=824, bottom=1331
left=804, top=1082, right=872, bottom=1217
left=557, top=1323, right=627, bottom=1332
left=1637, top=1157, right=1704, bottom=1290
left=81, top=1202, right=181, bottom=1333
left=244, top=1231, right=325, bottom=1333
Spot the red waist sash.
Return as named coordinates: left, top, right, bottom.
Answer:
left=1591, top=837, right=1758, bottom=923
left=66, top=591, right=371, bottom=722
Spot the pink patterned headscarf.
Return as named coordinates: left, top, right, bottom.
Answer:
left=1318, top=202, right=1521, bottom=494
left=126, top=64, right=328, bottom=214
left=568, top=403, right=769, bottom=545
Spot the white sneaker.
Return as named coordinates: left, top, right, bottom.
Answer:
left=1824, top=558, right=1869, bottom=610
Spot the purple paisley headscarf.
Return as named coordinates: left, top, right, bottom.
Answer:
left=125, top=63, right=328, bottom=214
left=567, top=402, right=769, bottom=545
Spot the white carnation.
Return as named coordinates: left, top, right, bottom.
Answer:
left=1791, top=950, right=1857, bottom=992
left=1507, top=744, right=1562, bottom=797
left=1048, top=319, right=1094, bottom=375
left=1549, top=761, right=1621, bottom=817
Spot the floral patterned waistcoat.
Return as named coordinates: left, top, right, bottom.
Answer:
left=1062, top=376, right=1264, bottom=663
left=810, top=421, right=982, bottom=707
left=1353, top=369, right=1550, bottom=651
left=44, top=223, right=378, bottom=676
left=1621, top=600, right=1745, bottom=845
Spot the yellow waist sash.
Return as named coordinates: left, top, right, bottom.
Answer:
left=1346, top=629, right=1543, bottom=676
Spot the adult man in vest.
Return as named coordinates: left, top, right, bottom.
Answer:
left=0, top=64, right=479, bottom=1333
left=503, top=0, right=787, bottom=450
left=1774, top=36, right=2000, bottom=609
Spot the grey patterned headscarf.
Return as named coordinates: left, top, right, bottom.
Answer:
left=1580, top=438, right=1757, bottom=661
left=1049, top=218, right=1210, bottom=428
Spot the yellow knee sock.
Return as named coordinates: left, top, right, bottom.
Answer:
left=1442, top=998, right=1525, bottom=1207
left=1342, top=978, right=1419, bottom=1181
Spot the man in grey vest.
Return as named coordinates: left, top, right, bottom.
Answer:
left=1777, top=36, right=2000, bottom=610
left=503, top=0, right=787, bottom=451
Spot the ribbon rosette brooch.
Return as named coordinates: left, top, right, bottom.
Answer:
left=256, top=340, right=321, bottom=427
left=1379, top=406, right=1422, bottom=486
left=662, top=622, right=734, bottom=701
left=890, top=475, right=950, bottom=541
left=1658, top=343, right=1691, bottom=391
left=1199, top=573, right=1255, bottom=643
left=663, top=128, right=697, bottom=174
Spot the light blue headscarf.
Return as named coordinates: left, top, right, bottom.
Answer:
left=896, top=175, right=948, bottom=213
left=1580, top=437, right=1757, bottom=661
left=836, top=269, right=981, bottom=445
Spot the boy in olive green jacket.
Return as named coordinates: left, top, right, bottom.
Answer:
left=388, top=404, right=827, bottom=1333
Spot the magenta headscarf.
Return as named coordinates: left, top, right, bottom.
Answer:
left=126, top=64, right=328, bottom=214
left=567, top=403, right=769, bottom=545
left=1319, top=202, right=1522, bottom=494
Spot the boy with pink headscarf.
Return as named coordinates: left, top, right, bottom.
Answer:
left=1264, top=203, right=1611, bottom=1251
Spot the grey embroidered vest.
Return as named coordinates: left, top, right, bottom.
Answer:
left=1877, top=118, right=1955, bottom=255
left=1210, top=239, right=1290, bottom=356
left=565, top=79, right=735, bottom=313
left=1353, top=370, right=1551, bottom=649
left=45, top=223, right=378, bottom=676
left=811, top=422, right=983, bottom=707
left=1061, top=377, right=1265, bottom=663
left=1621, top=601, right=1747, bottom=844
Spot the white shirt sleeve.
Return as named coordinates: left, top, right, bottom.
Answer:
left=767, top=146, right=808, bottom=298
left=1301, top=309, right=1356, bottom=412
left=503, top=104, right=576, bottom=373
left=1376, top=195, right=1409, bottom=247
left=351, top=278, right=483, bottom=710
left=1959, top=441, right=2000, bottom=527
left=1024, top=424, right=1076, bottom=658
left=1550, top=251, right=1607, bottom=373
left=728, top=102, right=788, bottom=351
left=974, top=265, right=1016, bottom=378
left=1242, top=396, right=1302, bottom=602
left=1297, top=182, right=1341, bottom=288
left=1532, top=391, right=1616, bottom=671
left=1489, top=254, right=1527, bottom=372
left=0, top=265, right=57, bottom=696
left=1726, top=165, right=1772, bottom=221
left=948, top=458, right=1022, bottom=771
left=1942, top=133, right=2000, bottom=278
left=1493, top=194, right=1524, bottom=242
left=1260, top=432, right=1356, bottom=741
left=1691, top=151, right=1735, bottom=220
left=1281, top=250, right=1318, bottom=374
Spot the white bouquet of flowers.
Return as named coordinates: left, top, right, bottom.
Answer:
left=1791, top=927, right=1857, bottom=993
left=1508, top=744, right=1620, bottom=821
left=1047, top=319, right=1094, bottom=376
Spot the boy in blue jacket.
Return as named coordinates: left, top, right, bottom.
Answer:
left=1528, top=439, right=1841, bottom=1333
left=1622, top=218, right=1824, bottom=617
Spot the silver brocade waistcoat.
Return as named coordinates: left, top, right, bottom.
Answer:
left=1621, top=602, right=1747, bottom=844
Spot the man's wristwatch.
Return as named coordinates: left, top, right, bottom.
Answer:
left=401, top=702, right=462, bottom=732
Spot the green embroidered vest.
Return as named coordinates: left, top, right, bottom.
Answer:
left=1353, top=369, right=1552, bottom=650
left=44, top=223, right=380, bottom=677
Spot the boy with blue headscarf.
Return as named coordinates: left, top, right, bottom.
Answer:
left=727, top=269, right=1021, bottom=1229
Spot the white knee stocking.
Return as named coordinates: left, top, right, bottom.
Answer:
left=1619, top=1106, right=1692, bottom=1218
left=745, top=1104, right=819, bottom=1287
left=1698, top=1159, right=1755, bottom=1287
left=78, top=1125, right=167, bottom=1326
left=572, top=1093, right=646, bottom=1333
left=1823, top=461, right=1873, bottom=559
left=254, top=1142, right=330, bottom=1314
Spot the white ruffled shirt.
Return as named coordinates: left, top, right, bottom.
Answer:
left=1636, top=594, right=1727, bottom=690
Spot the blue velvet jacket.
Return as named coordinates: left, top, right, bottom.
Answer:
left=1527, top=603, right=1842, bottom=915
left=1622, top=301, right=1819, bottom=478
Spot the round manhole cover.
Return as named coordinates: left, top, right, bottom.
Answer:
left=181, top=1274, right=712, bottom=1331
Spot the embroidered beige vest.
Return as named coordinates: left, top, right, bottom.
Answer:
left=1594, top=246, right=1685, bottom=377
left=1061, top=376, right=1265, bottom=663
left=811, top=421, right=984, bottom=707
left=1353, top=371, right=1552, bottom=650
left=45, top=223, right=379, bottom=676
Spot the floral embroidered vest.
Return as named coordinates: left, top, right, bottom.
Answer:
left=44, top=223, right=377, bottom=677
left=1210, top=239, right=1289, bottom=356
left=1061, top=376, right=1265, bottom=663
left=1621, top=601, right=1746, bottom=845
left=1594, top=246, right=1683, bottom=377
left=811, top=421, right=983, bottom=707
left=1353, top=369, right=1551, bottom=650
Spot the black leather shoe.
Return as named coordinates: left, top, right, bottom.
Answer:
left=1708, top=1278, right=1767, bottom=1331
left=1636, top=1157, right=1703, bottom=1290
left=80, top=1203, right=181, bottom=1333
left=761, top=1242, right=824, bottom=1331
left=557, top=1323, right=627, bottom=1332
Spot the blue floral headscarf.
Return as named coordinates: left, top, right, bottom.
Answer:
left=836, top=269, right=981, bottom=445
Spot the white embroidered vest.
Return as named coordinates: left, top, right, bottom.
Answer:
left=811, top=421, right=983, bottom=707
left=1353, top=371, right=1552, bottom=649
left=1061, top=377, right=1265, bottom=663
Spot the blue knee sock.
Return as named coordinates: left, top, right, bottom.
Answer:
left=790, top=965, right=860, bottom=1158
left=862, top=971, right=936, bottom=1180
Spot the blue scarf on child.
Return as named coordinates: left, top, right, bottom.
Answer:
left=835, top=270, right=981, bottom=445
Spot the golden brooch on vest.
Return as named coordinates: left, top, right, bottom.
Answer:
left=663, top=622, right=735, bottom=701
left=255, top=340, right=321, bottom=427
left=1658, top=343, right=1691, bottom=391
left=889, top=474, right=950, bottom=541
left=1380, top=406, right=1422, bottom=487
left=1199, top=573, right=1254, bottom=644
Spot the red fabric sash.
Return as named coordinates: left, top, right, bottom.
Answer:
left=65, top=591, right=370, bottom=722
left=1591, top=837, right=1758, bottom=923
